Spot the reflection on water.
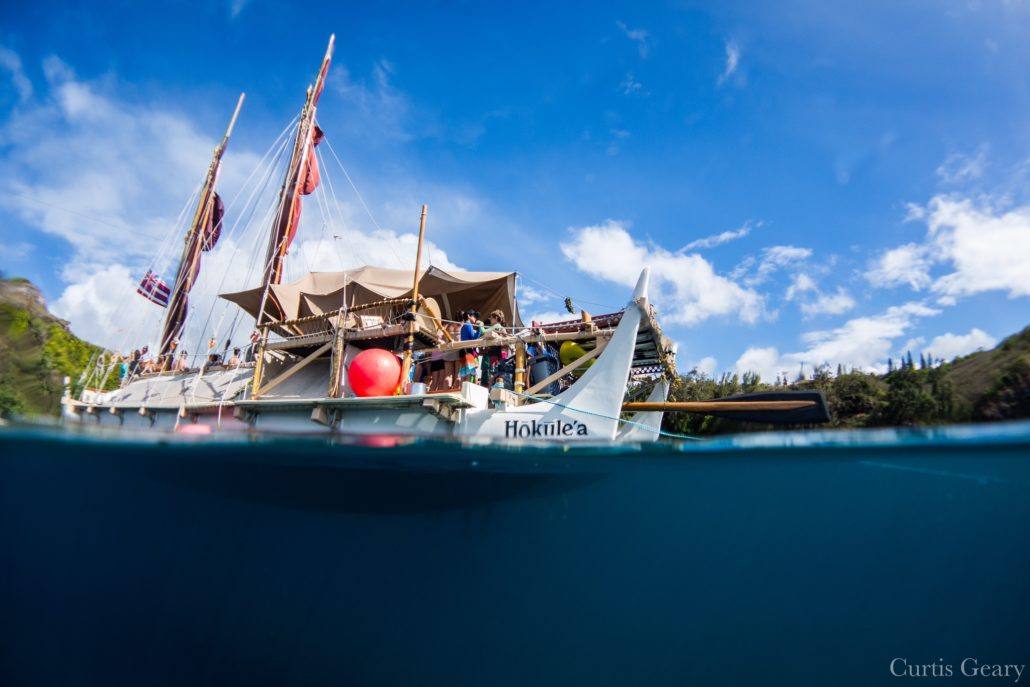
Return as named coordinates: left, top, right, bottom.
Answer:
left=1, top=422, right=1029, bottom=686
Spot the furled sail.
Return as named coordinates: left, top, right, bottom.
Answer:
left=279, top=126, right=324, bottom=255
left=201, top=192, right=224, bottom=252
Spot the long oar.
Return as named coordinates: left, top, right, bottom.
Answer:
left=622, top=391, right=830, bottom=424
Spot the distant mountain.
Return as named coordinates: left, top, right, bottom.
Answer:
left=944, top=326, right=1030, bottom=421
left=0, top=277, right=109, bottom=418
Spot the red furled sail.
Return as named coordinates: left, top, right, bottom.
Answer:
left=281, top=126, right=325, bottom=252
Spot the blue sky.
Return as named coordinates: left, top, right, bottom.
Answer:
left=1, top=1, right=1028, bottom=379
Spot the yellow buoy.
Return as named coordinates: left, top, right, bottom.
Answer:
left=559, top=341, right=595, bottom=377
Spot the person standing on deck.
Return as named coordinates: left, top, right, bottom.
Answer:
left=458, top=310, right=482, bottom=383
left=480, top=309, right=508, bottom=386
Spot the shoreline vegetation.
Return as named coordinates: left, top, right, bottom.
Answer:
left=633, top=326, right=1030, bottom=436
left=2, top=277, right=1027, bottom=433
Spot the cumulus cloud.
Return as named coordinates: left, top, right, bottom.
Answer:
left=868, top=195, right=1030, bottom=301
left=784, top=273, right=817, bottom=300
left=733, top=301, right=940, bottom=381
left=687, top=355, right=718, bottom=377
left=559, top=220, right=764, bottom=326
left=717, top=40, right=740, bottom=86
left=865, top=242, right=933, bottom=290
left=682, top=222, right=754, bottom=251
left=784, top=273, right=855, bottom=318
left=926, top=328, right=996, bottom=362
left=923, top=196, right=1030, bottom=299
left=800, top=287, right=856, bottom=317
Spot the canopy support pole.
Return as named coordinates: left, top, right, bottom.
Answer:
left=397, top=204, right=427, bottom=394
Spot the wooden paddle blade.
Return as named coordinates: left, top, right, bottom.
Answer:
left=710, top=391, right=830, bottom=424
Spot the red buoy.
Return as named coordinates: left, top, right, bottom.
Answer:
left=348, top=348, right=401, bottom=397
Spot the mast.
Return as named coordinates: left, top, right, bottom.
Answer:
left=250, top=35, right=334, bottom=398
left=158, top=93, right=245, bottom=366
left=257, top=34, right=335, bottom=316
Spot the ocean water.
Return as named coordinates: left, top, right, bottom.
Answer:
left=1, top=422, right=1029, bottom=686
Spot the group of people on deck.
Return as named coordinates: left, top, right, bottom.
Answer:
left=114, top=342, right=245, bottom=383
left=417, top=308, right=512, bottom=392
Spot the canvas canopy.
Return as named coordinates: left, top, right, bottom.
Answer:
left=221, top=265, right=522, bottom=328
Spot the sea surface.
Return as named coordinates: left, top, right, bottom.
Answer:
left=1, top=422, right=1029, bottom=686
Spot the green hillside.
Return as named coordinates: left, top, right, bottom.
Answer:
left=0, top=277, right=113, bottom=418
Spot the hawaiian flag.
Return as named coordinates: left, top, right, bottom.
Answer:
left=137, top=270, right=170, bottom=307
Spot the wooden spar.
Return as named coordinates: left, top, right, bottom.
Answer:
left=620, top=400, right=816, bottom=412
left=158, top=92, right=245, bottom=363
left=397, top=204, right=428, bottom=393
left=252, top=35, right=334, bottom=398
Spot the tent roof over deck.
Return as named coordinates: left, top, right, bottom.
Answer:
left=221, top=265, right=523, bottom=327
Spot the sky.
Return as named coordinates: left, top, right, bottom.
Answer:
left=1, top=0, right=1029, bottom=380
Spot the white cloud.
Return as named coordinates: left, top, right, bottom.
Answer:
left=785, top=273, right=855, bottom=318
left=733, top=301, right=940, bottom=381
left=800, top=287, right=856, bottom=317
left=615, top=21, right=650, bottom=58
left=865, top=242, right=933, bottom=290
left=936, top=146, right=988, bottom=184
left=688, top=355, right=718, bottom=377
left=525, top=311, right=569, bottom=325
left=735, top=245, right=813, bottom=286
left=926, top=328, right=996, bottom=361
left=923, top=195, right=1030, bottom=299
left=0, top=55, right=260, bottom=281
left=682, top=222, right=753, bottom=251
left=785, top=273, right=817, bottom=301
left=0, top=44, right=32, bottom=102
left=559, top=220, right=764, bottom=326
left=717, top=40, right=740, bottom=86
left=870, top=195, right=1030, bottom=300
left=516, top=283, right=549, bottom=306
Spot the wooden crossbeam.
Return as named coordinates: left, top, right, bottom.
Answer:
left=525, top=341, right=606, bottom=395
left=254, top=341, right=332, bottom=397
